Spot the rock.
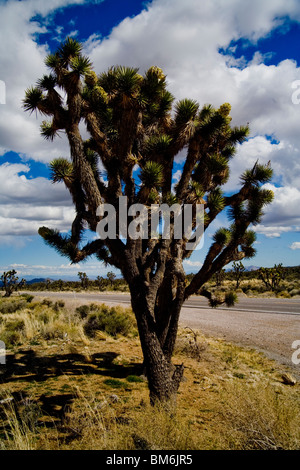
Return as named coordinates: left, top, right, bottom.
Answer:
left=281, top=373, right=297, bottom=385
left=108, top=394, right=120, bottom=403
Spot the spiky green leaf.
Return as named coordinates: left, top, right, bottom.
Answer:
left=23, top=87, right=44, bottom=113
left=140, top=161, right=164, bottom=189
left=212, top=227, right=231, bottom=246
left=49, top=158, right=73, bottom=183
left=175, top=99, right=199, bottom=126
left=40, top=121, right=59, bottom=141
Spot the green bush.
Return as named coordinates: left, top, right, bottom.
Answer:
left=0, top=319, right=25, bottom=348
left=75, top=304, right=90, bottom=319
left=21, top=294, right=34, bottom=303
left=0, top=300, right=27, bottom=314
left=83, top=304, right=135, bottom=338
left=126, top=375, right=144, bottom=383
left=103, top=379, right=127, bottom=389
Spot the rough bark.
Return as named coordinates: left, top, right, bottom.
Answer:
left=129, top=280, right=184, bottom=406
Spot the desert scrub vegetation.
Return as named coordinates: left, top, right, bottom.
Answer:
left=0, top=296, right=136, bottom=349
left=0, top=295, right=299, bottom=450
left=76, top=303, right=137, bottom=338
left=201, top=276, right=300, bottom=299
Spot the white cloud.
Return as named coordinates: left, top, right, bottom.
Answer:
left=183, top=260, right=203, bottom=268
left=0, top=162, right=74, bottom=238
left=1, top=0, right=300, bottom=244
left=260, top=184, right=300, bottom=226
left=0, top=163, right=71, bottom=205
left=290, top=242, right=300, bottom=250
left=0, top=0, right=89, bottom=163
left=254, top=225, right=296, bottom=238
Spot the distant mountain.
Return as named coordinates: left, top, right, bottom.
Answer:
left=0, top=277, right=50, bottom=287
left=26, top=278, right=53, bottom=285
left=244, top=265, right=259, bottom=272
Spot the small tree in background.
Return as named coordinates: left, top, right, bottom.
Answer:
left=232, top=261, right=245, bottom=289
left=107, top=271, right=116, bottom=288
left=96, top=275, right=106, bottom=291
left=78, top=271, right=89, bottom=290
left=258, top=264, right=283, bottom=292
left=1, top=270, right=26, bottom=297
left=24, top=38, right=274, bottom=405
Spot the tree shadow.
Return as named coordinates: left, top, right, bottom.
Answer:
left=1, top=349, right=142, bottom=383
left=0, top=348, right=143, bottom=426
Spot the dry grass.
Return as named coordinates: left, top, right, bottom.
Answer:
left=0, top=295, right=299, bottom=450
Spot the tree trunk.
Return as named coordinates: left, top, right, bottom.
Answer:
left=130, top=283, right=184, bottom=406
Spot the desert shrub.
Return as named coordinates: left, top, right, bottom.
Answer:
left=6, top=319, right=25, bottom=331
left=83, top=304, right=136, bottom=338
left=126, top=375, right=144, bottom=383
left=0, top=319, right=25, bottom=347
left=20, top=294, right=34, bottom=303
left=103, top=378, right=127, bottom=389
left=289, top=289, right=300, bottom=297
left=37, top=310, right=51, bottom=324
left=41, top=299, right=53, bottom=307
left=0, top=300, right=27, bottom=314
left=276, top=291, right=291, bottom=299
left=75, top=304, right=90, bottom=319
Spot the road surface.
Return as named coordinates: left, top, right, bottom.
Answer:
left=24, top=290, right=300, bottom=376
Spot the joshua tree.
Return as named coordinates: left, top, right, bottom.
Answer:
left=1, top=270, right=25, bottom=297
left=107, top=271, right=116, bottom=288
left=23, top=38, right=274, bottom=405
left=232, top=261, right=245, bottom=289
left=258, top=263, right=283, bottom=292
left=96, top=275, right=106, bottom=291
left=78, top=271, right=89, bottom=290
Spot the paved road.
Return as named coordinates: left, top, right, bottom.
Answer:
left=26, top=290, right=300, bottom=315
left=25, top=290, right=300, bottom=376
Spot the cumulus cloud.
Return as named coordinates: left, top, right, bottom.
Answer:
left=0, top=0, right=88, bottom=162
left=183, top=260, right=203, bottom=268
left=0, top=162, right=73, bottom=238
left=253, top=184, right=300, bottom=237
left=290, top=242, right=300, bottom=250
left=1, top=0, right=300, bottom=245
left=259, top=184, right=300, bottom=226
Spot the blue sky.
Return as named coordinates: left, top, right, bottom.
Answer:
left=0, top=0, right=300, bottom=280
